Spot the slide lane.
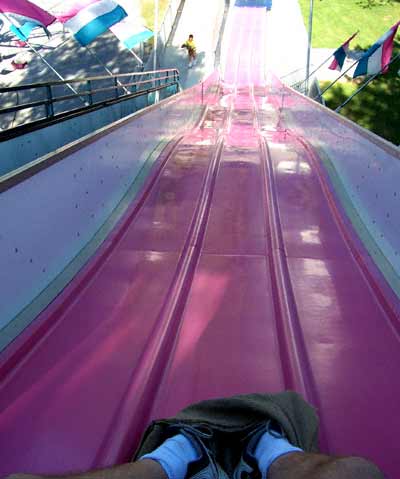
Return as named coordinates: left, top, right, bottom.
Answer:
left=148, top=8, right=286, bottom=418
left=149, top=94, right=286, bottom=418
left=148, top=5, right=298, bottom=428
left=1, top=5, right=400, bottom=479
left=260, top=73, right=400, bottom=471
left=262, top=125, right=400, bottom=467
left=0, top=106, right=226, bottom=474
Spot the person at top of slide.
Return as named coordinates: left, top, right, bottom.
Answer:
left=181, top=34, right=197, bottom=68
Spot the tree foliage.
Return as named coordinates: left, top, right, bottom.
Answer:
left=357, top=0, right=399, bottom=8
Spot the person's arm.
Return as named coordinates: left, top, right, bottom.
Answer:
left=7, top=460, right=167, bottom=479
left=268, top=452, right=385, bottom=479
left=8, top=433, right=199, bottom=479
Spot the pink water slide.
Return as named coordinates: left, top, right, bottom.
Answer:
left=1, top=6, right=400, bottom=478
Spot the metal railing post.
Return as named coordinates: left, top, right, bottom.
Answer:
left=114, top=77, right=119, bottom=99
left=45, top=85, right=54, bottom=118
left=87, top=80, right=93, bottom=105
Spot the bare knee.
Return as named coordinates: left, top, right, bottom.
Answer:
left=269, top=453, right=385, bottom=479
left=320, top=456, right=385, bottom=479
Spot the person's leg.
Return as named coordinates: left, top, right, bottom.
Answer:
left=234, top=421, right=385, bottom=479
left=7, top=460, right=167, bottom=479
left=7, top=434, right=198, bottom=479
left=268, top=452, right=385, bottom=479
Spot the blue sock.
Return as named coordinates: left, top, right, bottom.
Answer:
left=254, top=430, right=303, bottom=479
left=140, top=433, right=201, bottom=479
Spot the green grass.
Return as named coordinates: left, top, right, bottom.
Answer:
left=298, top=0, right=400, bottom=144
left=140, top=0, right=170, bottom=30
left=297, top=0, right=400, bottom=48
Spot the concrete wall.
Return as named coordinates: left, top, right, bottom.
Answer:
left=0, top=91, right=178, bottom=177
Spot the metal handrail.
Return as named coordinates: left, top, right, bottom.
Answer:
left=0, top=69, right=180, bottom=93
left=0, top=75, right=178, bottom=116
left=0, top=68, right=180, bottom=132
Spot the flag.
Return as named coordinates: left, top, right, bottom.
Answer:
left=109, top=16, right=153, bottom=50
left=328, top=31, right=358, bottom=71
left=57, top=0, right=127, bottom=47
left=353, top=21, right=400, bottom=78
left=0, top=0, right=56, bottom=41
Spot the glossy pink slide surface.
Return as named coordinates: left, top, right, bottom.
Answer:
left=1, top=6, right=400, bottom=478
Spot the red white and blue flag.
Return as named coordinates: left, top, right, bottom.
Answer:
left=328, top=31, right=358, bottom=72
left=353, top=21, right=400, bottom=78
left=57, top=0, right=127, bottom=47
left=0, top=0, right=56, bottom=41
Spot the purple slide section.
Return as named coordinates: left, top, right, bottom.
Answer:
left=1, top=6, right=400, bottom=479
left=267, top=73, right=400, bottom=304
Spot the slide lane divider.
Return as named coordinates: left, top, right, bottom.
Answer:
left=291, top=131, right=400, bottom=339
left=0, top=134, right=185, bottom=381
left=250, top=80, right=327, bottom=448
left=250, top=86, right=315, bottom=407
left=0, top=95, right=211, bottom=379
left=93, top=134, right=226, bottom=467
left=259, top=134, right=328, bottom=450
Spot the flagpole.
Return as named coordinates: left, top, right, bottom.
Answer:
left=304, top=0, right=314, bottom=95
left=280, top=66, right=308, bottom=79
left=293, top=53, right=333, bottom=89
left=153, top=0, right=159, bottom=73
left=0, top=12, right=83, bottom=100
left=26, top=41, right=90, bottom=103
left=335, top=52, right=400, bottom=112
left=84, top=45, right=130, bottom=94
left=128, top=48, right=143, bottom=66
left=312, top=57, right=361, bottom=101
left=296, top=30, right=359, bottom=91
left=153, top=0, right=159, bottom=103
left=27, top=43, right=79, bottom=93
